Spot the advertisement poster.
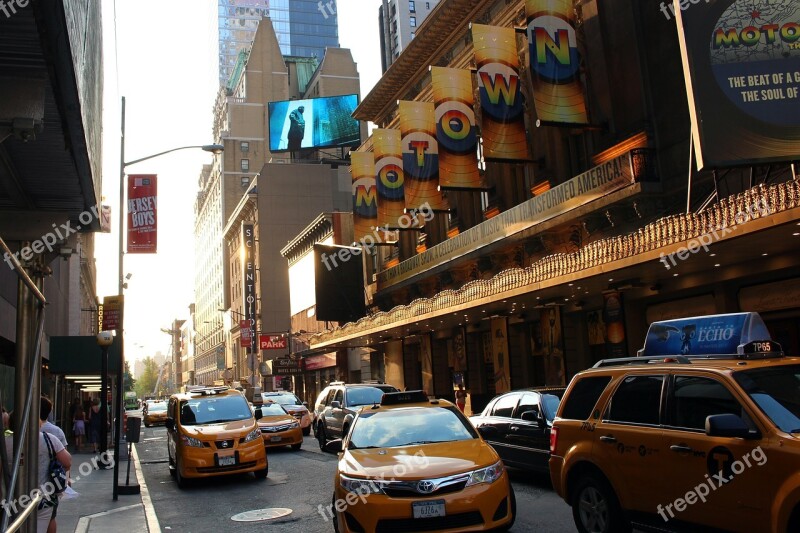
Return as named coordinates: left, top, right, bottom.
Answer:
left=491, top=317, right=511, bottom=394
left=430, top=66, right=484, bottom=189
left=126, top=174, right=157, bottom=253
left=373, top=128, right=407, bottom=229
left=398, top=100, right=449, bottom=212
left=450, top=327, right=467, bottom=372
left=101, top=295, right=123, bottom=331
left=541, top=307, right=566, bottom=386
left=603, top=290, right=627, bottom=358
left=525, top=0, right=590, bottom=125
left=420, top=334, right=434, bottom=396
left=350, top=151, right=378, bottom=243
left=471, top=24, right=530, bottom=161
left=675, top=0, right=800, bottom=169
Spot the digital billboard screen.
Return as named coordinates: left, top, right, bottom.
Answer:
left=268, top=94, right=361, bottom=153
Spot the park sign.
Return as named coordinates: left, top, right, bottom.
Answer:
left=260, top=335, right=287, bottom=350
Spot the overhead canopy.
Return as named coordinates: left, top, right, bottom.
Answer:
left=49, top=336, right=121, bottom=375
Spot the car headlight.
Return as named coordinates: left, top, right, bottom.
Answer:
left=244, top=428, right=262, bottom=442
left=340, top=474, right=384, bottom=495
left=180, top=434, right=204, bottom=448
left=289, top=421, right=300, bottom=429
left=465, top=460, right=504, bottom=487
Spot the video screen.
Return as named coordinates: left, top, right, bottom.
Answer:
left=268, top=94, right=361, bottom=153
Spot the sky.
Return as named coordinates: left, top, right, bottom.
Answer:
left=97, top=0, right=384, bottom=364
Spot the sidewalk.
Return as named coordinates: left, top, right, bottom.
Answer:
left=56, top=444, right=159, bottom=533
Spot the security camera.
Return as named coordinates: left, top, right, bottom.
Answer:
left=97, top=331, right=114, bottom=346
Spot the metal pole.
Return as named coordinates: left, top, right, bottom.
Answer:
left=114, top=95, right=127, bottom=500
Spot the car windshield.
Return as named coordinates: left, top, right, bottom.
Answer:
left=734, top=364, right=800, bottom=433
left=542, top=395, right=561, bottom=422
left=179, top=395, right=253, bottom=426
left=262, top=393, right=301, bottom=406
left=346, top=386, right=397, bottom=407
left=348, top=406, right=478, bottom=449
left=260, top=403, right=288, bottom=416
left=148, top=402, right=167, bottom=412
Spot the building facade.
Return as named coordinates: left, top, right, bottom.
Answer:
left=379, top=0, right=441, bottom=72
left=309, top=0, right=800, bottom=415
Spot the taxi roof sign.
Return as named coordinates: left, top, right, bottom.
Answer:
left=380, top=390, right=429, bottom=405
left=639, top=312, right=772, bottom=357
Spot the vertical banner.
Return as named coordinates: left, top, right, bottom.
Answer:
left=398, top=101, right=449, bottom=212
left=450, top=328, right=467, bottom=372
left=350, top=151, right=379, bottom=243
left=491, top=317, right=511, bottom=393
left=241, top=222, right=257, bottom=370
left=420, top=334, right=433, bottom=396
left=430, top=66, right=483, bottom=189
left=525, top=0, right=589, bottom=125
left=471, top=24, right=530, bottom=161
left=542, top=307, right=566, bottom=386
left=603, top=290, right=627, bottom=358
left=127, top=174, right=157, bottom=253
left=373, top=128, right=406, bottom=229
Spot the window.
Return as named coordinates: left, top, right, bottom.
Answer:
left=332, top=389, right=343, bottom=405
left=240, top=141, right=249, bottom=152
left=514, top=394, right=540, bottom=419
left=606, top=375, right=664, bottom=425
left=241, top=159, right=249, bottom=171
left=560, top=376, right=611, bottom=420
left=409, top=0, right=415, bottom=12
left=410, top=32, right=415, bottom=39
left=409, top=16, right=416, bottom=27
left=491, top=393, right=520, bottom=418
left=670, top=376, right=747, bottom=431
left=240, top=176, right=250, bottom=187
left=426, top=2, right=430, bottom=8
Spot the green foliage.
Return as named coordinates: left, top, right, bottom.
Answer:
left=123, top=360, right=136, bottom=392
left=134, top=357, right=159, bottom=398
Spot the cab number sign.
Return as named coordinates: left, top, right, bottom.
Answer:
left=413, top=500, right=445, bottom=518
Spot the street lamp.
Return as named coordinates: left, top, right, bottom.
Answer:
left=114, top=96, right=223, bottom=500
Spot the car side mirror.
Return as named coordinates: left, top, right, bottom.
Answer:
left=254, top=408, right=263, bottom=420
left=324, top=439, right=343, bottom=454
left=330, top=401, right=341, bottom=409
left=705, top=413, right=752, bottom=439
left=165, top=419, right=174, bottom=431
left=477, top=425, right=499, bottom=439
left=520, top=410, right=540, bottom=422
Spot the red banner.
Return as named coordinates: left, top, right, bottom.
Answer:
left=127, top=174, right=157, bottom=253
left=240, top=320, right=252, bottom=348
left=260, top=335, right=287, bottom=350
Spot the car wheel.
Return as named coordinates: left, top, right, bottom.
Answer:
left=332, top=493, right=341, bottom=533
left=302, top=426, right=311, bottom=436
left=317, top=423, right=327, bottom=451
left=291, top=442, right=302, bottom=450
left=571, top=473, right=629, bottom=533
left=175, top=457, right=188, bottom=489
left=254, top=463, right=269, bottom=479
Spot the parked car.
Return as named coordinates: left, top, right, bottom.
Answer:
left=143, top=401, right=168, bottom=427
left=550, top=312, right=800, bottom=533
left=313, top=381, right=398, bottom=449
left=261, top=391, right=312, bottom=436
left=257, top=401, right=303, bottom=450
left=470, top=387, right=564, bottom=472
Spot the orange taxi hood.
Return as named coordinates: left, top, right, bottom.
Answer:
left=342, top=440, right=497, bottom=480
left=181, top=419, right=254, bottom=439
left=258, top=414, right=296, bottom=426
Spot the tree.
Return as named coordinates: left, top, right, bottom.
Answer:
left=134, top=357, right=159, bottom=398
left=123, top=360, right=136, bottom=392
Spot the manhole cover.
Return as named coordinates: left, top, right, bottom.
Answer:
left=231, top=508, right=293, bottom=522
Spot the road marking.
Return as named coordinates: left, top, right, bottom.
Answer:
left=133, top=443, right=162, bottom=533
left=75, top=504, right=142, bottom=533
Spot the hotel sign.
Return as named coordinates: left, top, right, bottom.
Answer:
left=377, top=152, right=636, bottom=289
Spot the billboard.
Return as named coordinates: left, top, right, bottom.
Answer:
left=373, top=128, right=407, bottom=229
left=675, top=0, right=800, bottom=169
left=314, top=244, right=366, bottom=323
left=127, top=175, right=157, bottom=254
left=267, top=94, right=361, bottom=153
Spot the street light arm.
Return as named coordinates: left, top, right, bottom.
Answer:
left=124, top=144, right=224, bottom=169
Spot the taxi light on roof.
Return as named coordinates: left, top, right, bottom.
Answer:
left=737, top=340, right=784, bottom=359
left=380, top=390, right=429, bottom=405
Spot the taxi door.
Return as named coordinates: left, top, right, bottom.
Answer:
left=166, top=398, right=177, bottom=464
left=657, top=372, right=772, bottom=530
left=590, top=374, right=667, bottom=513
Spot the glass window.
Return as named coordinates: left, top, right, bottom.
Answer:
left=541, top=394, right=561, bottom=422
left=179, top=395, right=252, bottom=425
left=240, top=141, right=249, bottom=152
left=561, top=376, right=611, bottom=420
left=669, top=376, right=745, bottom=430
left=241, top=159, right=249, bottom=171
left=607, top=375, right=664, bottom=425
left=409, top=16, right=416, bottom=28
left=333, top=389, right=343, bottom=405
left=735, top=365, right=800, bottom=433
left=259, top=403, right=288, bottom=416
left=491, top=393, right=520, bottom=418
left=346, top=386, right=397, bottom=407
left=241, top=176, right=250, bottom=187
left=349, top=406, right=477, bottom=448
left=409, top=0, right=415, bottom=12
left=426, top=2, right=430, bottom=8
left=514, top=394, right=540, bottom=419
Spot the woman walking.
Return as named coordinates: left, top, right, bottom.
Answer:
left=73, top=403, right=86, bottom=452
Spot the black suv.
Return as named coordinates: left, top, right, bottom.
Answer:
left=313, top=382, right=398, bottom=450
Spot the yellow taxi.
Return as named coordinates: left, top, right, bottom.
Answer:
left=258, top=401, right=303, bottom=450
left=143, top=400, right=168, bottom=427
left=166, top=386, right=268, bottom=488
left=324, top=390, right=515, bottom=532
left=550, top=312, right=800, bottom=533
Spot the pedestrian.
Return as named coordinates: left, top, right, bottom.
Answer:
left=41, top=401, right=68, bottom=448
left=287, top=105, right=305, bottom=152
left=39, top=396, right=71, bottom=533
left=87, top=398, right=102, bottom=454
left=455, top=384, right=468, bottom=413
left=72, top=404, right=86, bottom=452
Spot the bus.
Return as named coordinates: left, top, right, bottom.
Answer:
left=124, top=391, right=138, bottom=410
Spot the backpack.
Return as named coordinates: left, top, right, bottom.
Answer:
left=42, top=432, right=68, bottom=495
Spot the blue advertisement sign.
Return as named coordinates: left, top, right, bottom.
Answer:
left=640, top=312, right=771, bottom=357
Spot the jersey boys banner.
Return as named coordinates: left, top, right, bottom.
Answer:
left=373, top=128, right=406, bottom=229
left=398, top=101, right=449, bottom=212
left=127, top=174, right=157, bottom=253
left=430, top=66, right=483, bottom=189
left=471, top=24, right=530, bottom=161
left=350, top=151, right=379, bottom=243
left=675, top=0, right=800, bottom=170
left=525, top=0, right=589, bottom=126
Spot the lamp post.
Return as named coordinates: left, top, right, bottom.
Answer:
left=115, top=96, right=223, bottom=500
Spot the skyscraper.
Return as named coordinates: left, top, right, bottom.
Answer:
left=379, top=0, right=440, bottom=72
left=218, top=0, right=340, bottom=85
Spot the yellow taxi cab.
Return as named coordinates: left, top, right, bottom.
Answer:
left=143, top=400, right=168, bottom=427
left=166, top=386, right=268, bottom=488
left=324, top=390, right=515, bottom=533
left=550, top=312, right=800, bottom=533
left=258, top=401, right=303, bottom=450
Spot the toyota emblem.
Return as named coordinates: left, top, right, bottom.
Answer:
left=221, top=441, right=229, bottom=448
left=417, top=480, right=435, bottom=494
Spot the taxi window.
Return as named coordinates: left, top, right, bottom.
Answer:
left=606, top=375, right=664, bottom=425
left=668, top=376, right=745, bottom=431
left=491, top=393, right=520, bottom=418
left=346, top=387, right=392, bottom=407
left=560, top=376, right=611, bottom=420
left=735, top=364, right=800, bottom=433
left=179, top=395, right=252, bottom=425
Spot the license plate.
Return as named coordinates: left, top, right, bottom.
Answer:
left=412, top=500, right=445, bottom=519
left=218, top=455, right=236, bottom=466
left=270, top=436, right=282, bottom=442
